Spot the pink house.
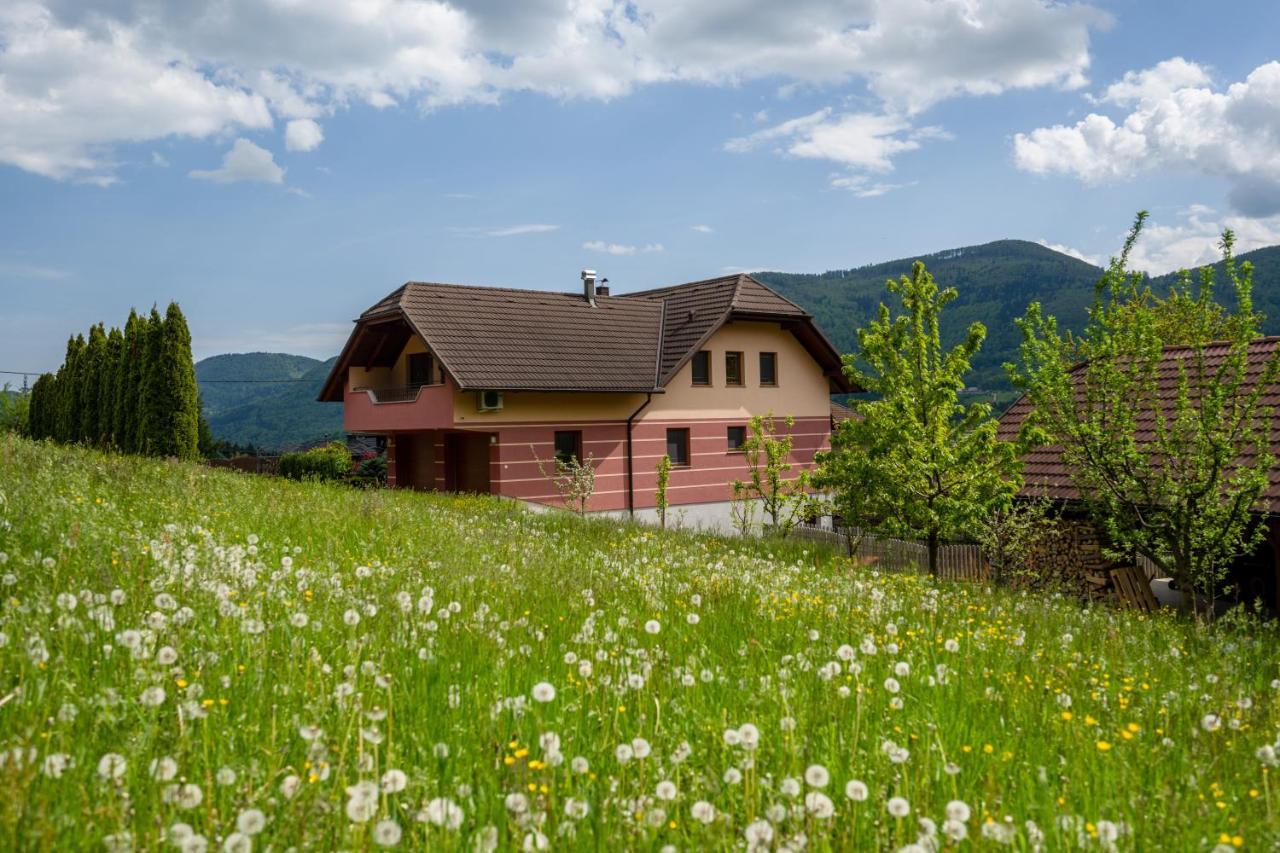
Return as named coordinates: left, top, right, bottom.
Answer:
left=319, top=271, right=854, bottom=525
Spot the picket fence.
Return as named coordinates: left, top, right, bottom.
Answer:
left=792, top=524, right=991, bottom=582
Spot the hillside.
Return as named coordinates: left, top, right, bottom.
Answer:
left=196, top=353, right=343, bottom=451
left=757, top=241, right=1280, bottom=397
left=3, top=434, right=1278, bottom=848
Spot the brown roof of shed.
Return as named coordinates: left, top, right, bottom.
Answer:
left=998, top=337, right=1280, bottom=503
left=319, top=273, right=853, bottom=400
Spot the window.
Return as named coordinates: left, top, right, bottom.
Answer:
left=725, top=351, right=744, bottom=386
left=726, top=425, right=747, bottom=451
left=759, top=352, right=778, bottom=386
left=408, top=352, right=435, bottom=387
left=554, top=430, right=582, bottom=465
left=666, top=428, right=690, bottom=467
left=691, top=350, right=710, bottom=386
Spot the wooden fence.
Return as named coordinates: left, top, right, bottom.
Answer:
left=792, top=524, right=991, bottom=582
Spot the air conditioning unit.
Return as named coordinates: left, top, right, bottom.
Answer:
left=477, top=390, right=504, bottom=412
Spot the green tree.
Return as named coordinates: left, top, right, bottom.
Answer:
left=81, top=323, right=106, bottom=444
left=140, top=303, right=200, bottom=459
left=56, top=334, right=86, bottom=443
left=817, top=261, right=1021, bottom=575
left=28, top=374, right=52, bottom=439
left=100, top=327, right=123, bottom=447
left=1010, top=213, right=1280, bottom=612
left=0, top=383, right=30, bottom=435
left=655, top=454, right=672, bottom=529
left=731, top=413, right=815, bottom=536
left=117, top=310, right=145, bottom=452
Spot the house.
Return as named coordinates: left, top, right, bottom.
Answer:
left=996, top=337, right=1280, bottom=611
left=319, top=270, right=854, bottom=525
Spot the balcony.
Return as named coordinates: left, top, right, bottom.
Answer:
left=345, top=380, right=455, bottom=433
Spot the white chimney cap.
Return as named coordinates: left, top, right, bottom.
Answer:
left=580, top=269, right=597, bottom=281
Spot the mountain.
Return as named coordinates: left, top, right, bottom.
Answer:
left=755, top=240, right=1280, bottom=399
left=196, top=353, right=343, bottom=451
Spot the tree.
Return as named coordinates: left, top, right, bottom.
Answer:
left=655, top=453, right=672, bottom=529
left=28, top=374, right=52, bottom=439
left=100, top=327, right=123, bottom=447
left=81, top=323, right=106, bottom=444
left=0, top=384, right=30, bottom=435
left=140, top=303, right=200, bottom=459
left=117, top=310, right=145, bottom=452
left=974, top=499, right=1056, bottom=587
left=817, top=260, right=1021, bottom=575
left=56, top=335, right=85, bottom=443
left=1010, top=213, right=1280, bottom=613
left=137, top=306, right=165, bottom=454
left=732, top=413, right=815, bottom=536
left=533, top=446, right=598, bottom=515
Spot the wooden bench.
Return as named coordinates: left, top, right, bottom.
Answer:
left=1110, top=565, right=1160, bottom=612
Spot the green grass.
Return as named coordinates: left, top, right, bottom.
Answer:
left=1, top=435, right=1278, bottom=851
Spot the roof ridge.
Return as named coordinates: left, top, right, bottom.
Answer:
left=735, top=273, right=811, bottom=315
left=619, top=273, right=745, bottom=298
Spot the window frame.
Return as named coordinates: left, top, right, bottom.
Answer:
left=666, top=427, right=691, bottom=467
left=553, top=430, right=583, bottom=466
left=407, top=352, right=435, bottom=387
left=725, top=351, right=745, bottom=387
left=726, top=425, right=747, bottom=452
left=691, top=350, right=711, bottom=386
left=759, top=351, right=778, bottom=387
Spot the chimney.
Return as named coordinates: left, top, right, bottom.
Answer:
left=595, top=278, right=610, bottom=297
left=581, top=269, right=597, bottom=304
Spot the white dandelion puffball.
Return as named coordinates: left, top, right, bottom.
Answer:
left=744, top=820, right=774, bottom=846
left=845, top=779, right=869, bottom=801
left=1201, top=713, right=1222, bottom=732
left=691, top=801, right=716, bottom=824
left=373, top=819, right=402, bottom=847
left=631, top=738, right=652, bottom=759
left=97, top=753, right=127, bottom=781
left=946, top=800, right=971, bottom=822
left=805, top=764, right=830, bottom=788
left=655, top=780, right=678, bottom=801
left=423, top=797, right=464, bottom=830
left=531, top=682, right=556, bottom=703
left=236, top=809, right=266, bottom=835
left=645, top=619, right=661, bottom=635
left=222, top=832, right=251, bottom=853
left=805, top=791, right=835, bottom=818
left=381, top=769, right=408, bottom=793
left=150, top=756, right=178, bottom=781
left=615, top=743, right=634, bottom=763
left=887, top=796, right=911, bottom=818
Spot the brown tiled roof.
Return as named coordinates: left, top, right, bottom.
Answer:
left=998, top=337, right=1280, bottom=503
left=319, top=274, right=853, bottom=400
left=830, top=400, right=859, bottom=424
left=623, top=274, right=810, bottom=383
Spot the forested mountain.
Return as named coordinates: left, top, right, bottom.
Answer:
left=195, top=353, right=342, bottom=451
left=756, top=241, right=1280, bottom=398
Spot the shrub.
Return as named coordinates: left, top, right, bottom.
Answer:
left=278, top=442, right=351, bottom=482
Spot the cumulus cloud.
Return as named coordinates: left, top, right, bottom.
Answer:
left=189, top=138, right=284, bottom=184
left=1015, top=58, right=1280, bottom=216
left=583, top=240, right=665, bottom=256
left=284, top=119, right=324, bottom=152
left=727, top=107, right=947, bottom=190
left=1035, top=239, right=1099, bottom=266
left=2, top=0, right=1106, bottom=183
left=1123, top=206, right=1280, bottom=275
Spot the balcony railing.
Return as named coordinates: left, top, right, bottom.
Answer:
left=352, top=383, right=442, bottom=404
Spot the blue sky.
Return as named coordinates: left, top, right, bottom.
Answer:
left=2, top=0, right=1279, bottom=375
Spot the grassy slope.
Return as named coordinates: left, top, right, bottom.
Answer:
left=0, top=436, right=1278, bottom=849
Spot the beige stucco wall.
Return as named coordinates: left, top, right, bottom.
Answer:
left=646, top=320, right=830, bottom=419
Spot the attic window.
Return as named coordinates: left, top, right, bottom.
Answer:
left=691, top=351, right=710, bottom=386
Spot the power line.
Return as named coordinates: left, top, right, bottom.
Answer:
left=0, top=369, right=312, bottom=384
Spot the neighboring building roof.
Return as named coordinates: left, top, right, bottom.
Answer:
left=319, top=274, right=853, bottom=400
left=830, top=400, right=859, bottom=424
left=997, top=337, right=1280, bottom=503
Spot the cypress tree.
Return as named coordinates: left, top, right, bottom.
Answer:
left=101, top=327, right=123, bottom=447
left=28, top=374, right=51, bottom=439
left=58, top=335, right=85, bottom=443
left=116, top=310, right=143, bottom=452
left=138, top=306, right=164, bottom=455
left=143, top=302, right=200, bottom=459
left=82, top=323, right=106, bottom=444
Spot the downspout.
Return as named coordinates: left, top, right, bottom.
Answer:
left=626, top=392, right=653, bottom=517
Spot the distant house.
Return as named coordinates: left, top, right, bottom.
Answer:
left=319, top=271, right=854, bottom=525
left=997, top=337, right=1280, bottom=611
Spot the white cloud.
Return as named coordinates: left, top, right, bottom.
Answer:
left=284, top=118, right=324, bottom=152
left=1035, top=239, right=1099, bottom=266
left=189, top=138, right=285, bottom=184
left=1015, top=58, right=1280, bottom=216
left=727, top=107, right=946, bottom=189
left=690, top=224, right=714, bottom=233
left=485, top=224, right=559, bottom=237
left=2, top=0, right=1106, bottom=183
left=583, top=240, right=665, bottom=256
left=151, top=151, right=169, bottom=167
left=1123, top=206, right=1280, bottom=275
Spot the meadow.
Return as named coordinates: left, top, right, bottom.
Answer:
left=0, top=435, right=1278, bottom=851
